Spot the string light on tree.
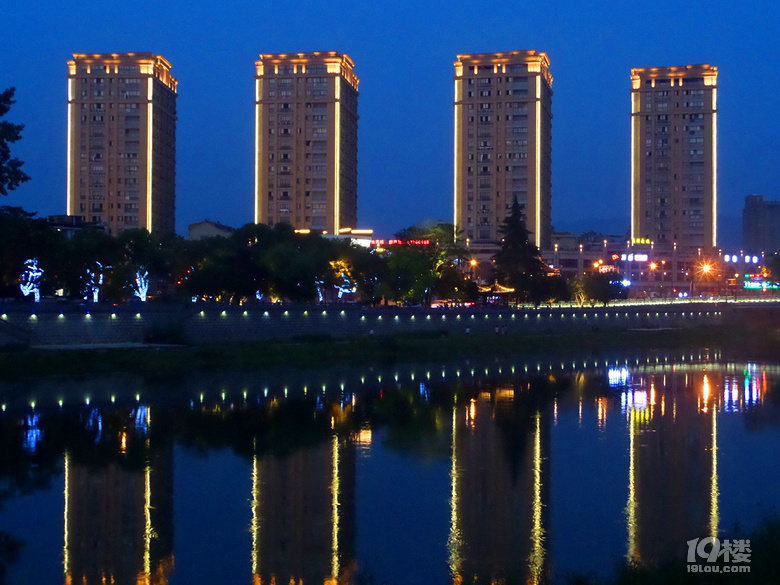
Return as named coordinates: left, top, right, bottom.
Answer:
left=83, top=261, right=109, bottom=303
left=19, top=258, right=43, bottom=302
left=132, top=268, right=149, bottom=302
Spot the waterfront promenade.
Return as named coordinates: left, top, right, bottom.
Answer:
left=2, top=297, right=779, bottom=348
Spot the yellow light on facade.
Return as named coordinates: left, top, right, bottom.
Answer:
left=254, top=79, right=262, bottom=224
left=146, top=78, right=154, bottom=232
left=66, top=79, right=74, bottom=215
left=535, top=75, right=541, bottom=248
left=454, top=78, right=462, bottom=232
left=630, top=92, right=639, bottom=243
left=334, top=79, right=341, bottom=233
left=712, top=88, right=718, bottom=247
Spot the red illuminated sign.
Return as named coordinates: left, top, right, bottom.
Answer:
left=371, top=239, right=431, bottom=246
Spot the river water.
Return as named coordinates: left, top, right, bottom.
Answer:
left=0, top=348, right=778, bottom=584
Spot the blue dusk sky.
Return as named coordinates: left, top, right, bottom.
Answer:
left=2, top=0, right=779, bottom=248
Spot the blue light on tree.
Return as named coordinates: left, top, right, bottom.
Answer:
left=87, top=407, right=103, bottom=442
left=24, top=413, right=42, bottom=453
left=132, top=268, right=149, bottom=302
left=83, top=261, right=109, bottom=303
left=19, top=258, right=43, bottom=302
left=334, top=276, right=357, bottom=299
left=134, top=405, right=149, bottom=436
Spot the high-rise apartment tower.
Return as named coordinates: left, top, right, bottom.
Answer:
left=66, top=53, right=178, bottom=235
left=630, top=64, right=718, bottom=251
left=255, top=52, right=359, bottom=233
left=454, top=51, right=553, bottom=255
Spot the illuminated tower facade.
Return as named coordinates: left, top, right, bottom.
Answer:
left=66, top=53, right=178, bottom=236
left=255, top=52, right=359, bottom=233
left=454, top=51, right=553, bottom=255
left=630, top=64, right=718, bottom=251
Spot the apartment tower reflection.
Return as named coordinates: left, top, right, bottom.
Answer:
left=251, top=434, right=356, bottom=584
left=624, top=371, right=720, bottom=562
left=63, top=435, right=173, bottom=584
left=449, top=386, right=551, bottom=583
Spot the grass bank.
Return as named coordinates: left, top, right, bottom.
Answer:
left=2, top=324, right=780, bottom=381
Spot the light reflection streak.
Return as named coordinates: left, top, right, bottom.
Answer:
left=331, top=433, right=340, bottom=580
left=710, top=403, right=719, bottom=539
left=63, top=451, right=70, bottom=578
left=447, top=406, right=463, bottom=577
left=251, top=453, right=259, bottom=576
left=143, top=465, right=151, bottom=580
left=597, top=397, right=607, bottom=430
left=625, top=408, right=637, bottom=562
left=528, top=411, right=545, bottom=584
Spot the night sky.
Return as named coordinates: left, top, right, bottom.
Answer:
left=3, top=0, right=779, bottom=249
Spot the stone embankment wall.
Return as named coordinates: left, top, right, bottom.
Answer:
left=0, top=301, right=739, bottom=347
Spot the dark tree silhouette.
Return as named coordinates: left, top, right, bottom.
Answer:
left=493, top=196, right=546, bottom=301
left=0, top=88, right=30, bottom=196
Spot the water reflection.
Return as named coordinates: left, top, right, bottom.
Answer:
left=444, top=383, right=552, bottom=583
left=250, top=434, right=356, bottom=585
left=613, top=365, right=767, bottom=565
left=62, top=408, right=174, bottom=585
left=0, top=353, right=778, bottom=583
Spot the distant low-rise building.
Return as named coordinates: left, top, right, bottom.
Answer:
left=47, top=214, right=106, bottom=238
left=543, top=231, right=628, bottom=281
left=188, top=220, right=235, bottom=240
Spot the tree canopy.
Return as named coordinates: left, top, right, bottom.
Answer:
left=492, top=197, right=549, bottom=303
left=0, top=88, right=30, bottom=196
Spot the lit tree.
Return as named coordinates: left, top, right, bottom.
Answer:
left=19, top=258, right=43, bottom=302
left=132, top=269, right=149, bottom=302
left=83, top=261, right=109, bottom=303
left=0, top=88, right=31, bottom=196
